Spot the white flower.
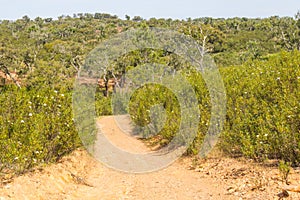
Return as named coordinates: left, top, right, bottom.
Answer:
left=14, top=157, right=19, bottom=160
left=28, top=101, right=32, bottom=104
left=60, top=94, right=64, bottom=97
left=21, top=120, right=25, bottom=123
left=58, top=104, right=61, bottom=108
left=264, top=134, right=268, bottom=137
left=51, top=96, right=54, bottom=99
left=276, top=77, right=280, bottom=80
left=54, top=90, right=58, bottom=93
left=29, top=106, right=32, bottom=109
left=28, top=113, right=32, bottom=117
left=43, top=103, right=47, bottom=106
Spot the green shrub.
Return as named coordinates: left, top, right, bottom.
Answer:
left=0, top=85, right=81, bottom=174
left=220, top=51, right=300, bottom=165
left=278, top=160, right=291, bottom=184
left=117, top=51, right=300, bottom=165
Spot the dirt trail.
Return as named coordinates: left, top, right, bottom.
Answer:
left=1, top=116, right=300, bottom=200
left=96, top=115, right=150, bottom=154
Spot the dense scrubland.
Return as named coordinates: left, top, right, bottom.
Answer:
left=0, top=13, right=300, bottom=175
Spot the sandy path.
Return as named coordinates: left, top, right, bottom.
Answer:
left=96, top=115, right=150, bottom=153
left=0, top=150, right=226, bottom=200
left=1, top=116, right=300, bottom=199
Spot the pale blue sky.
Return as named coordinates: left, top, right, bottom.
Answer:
left=0, top=0, right=299, bottom=20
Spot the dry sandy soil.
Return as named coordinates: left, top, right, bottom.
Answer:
left=1, top=116, right=300, bottom=200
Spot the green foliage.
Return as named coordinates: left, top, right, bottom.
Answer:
left=123, top=68, right=211, bottom=152
left=95, top=88, right=113, bottom=116
left=115, top=51, right=300, bottom=165
left=278, top=160, right=291, bottom=184
left=220, top=51, right=300, bottom=164
left=1, top=13, right=300, bottom=176
left=0, top=85, right=81, bottom=174
left=128, top=84, right=181, bottom=141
